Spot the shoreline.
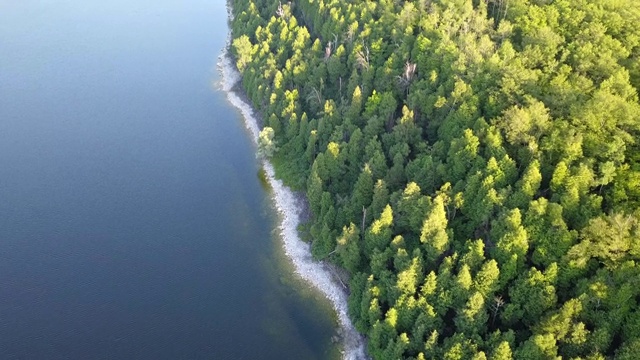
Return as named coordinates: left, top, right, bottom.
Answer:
left=217, top=47, right=368, bottom=360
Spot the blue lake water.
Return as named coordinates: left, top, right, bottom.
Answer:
left=0, top=1, right=337, bottom=358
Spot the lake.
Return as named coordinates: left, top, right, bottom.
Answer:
left=0, top=0, right=338, bottom=358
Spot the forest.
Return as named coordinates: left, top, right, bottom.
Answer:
left=229, top=0, right=640, bottom=358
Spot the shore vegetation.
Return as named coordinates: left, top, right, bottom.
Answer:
left=230, top=0, right=640, bottom=358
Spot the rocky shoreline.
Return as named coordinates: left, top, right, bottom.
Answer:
left=217, top=46, right=368, bottom=360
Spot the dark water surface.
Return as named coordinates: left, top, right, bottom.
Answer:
left=0, top=1, right=337, bottom=358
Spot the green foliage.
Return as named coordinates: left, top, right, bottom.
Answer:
left=230, top=0, right=640, bottom=357
left=232, top=35, right=255, bottom=72
left=257, top=126, right=278, bottom=158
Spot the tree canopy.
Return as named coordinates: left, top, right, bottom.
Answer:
left=230, top=0, right=640, bottom=358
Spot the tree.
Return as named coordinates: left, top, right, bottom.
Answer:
left=502, top=264, right=558, bottom=327
left=232, top=35, right=255, bottom=72
left=497, top=98, right=551, bottom=159
left=370, top=179, right=390, bottom=221
left=337, top=223, right=362, bottom=273
left=365, top=205, right=394, bottom=257
left=460, top=239, right=486, bottom=273
left=460, top=172, right=501, bottom=239
left=491, top=209, right=529, bottom=285
left=576, top=213, right=640, bottom=268
left=455, top=291, right=489, bottom=335
left=257, top=126, right=278, bottom=158
left=474, top=260, right=500, bottom=298
left=350, top=164, right=374, bottom=219
left=396, top=255, right=423, bottom=296
left=508, top=159, right=542, bottom=209
left=490, top=341, right=513, bottom=360
left=514, top=334, right=558, bottom=360
left=230, top=0, right=640, bottom=358
left=406, top=154, right=439, bottom=194
left=616, top=338, right=640, bottom=360
left=395, top=182, right=430, bottom=238
left=524, top=198, right=577, bottom=268
left=420, top=195, right=450, bottom=267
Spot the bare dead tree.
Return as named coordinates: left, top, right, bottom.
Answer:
left=404, top=61, right=417, bottom=82
left=328, top=265, right=348, bottom=289
left=276, top=1, right=285, bottom=18
left=307, top=85, right=324, bottom=107
left=491, top=296, right=505, bottom=324
left=502, top=0, right=510, bottom=22
left=490, top=0, right=510, bottom=25
left=324, top=41, right=332, bottom=59
left=355, top=45, right=370, bottom=70
left=397, top=61, right=417, bottom=95
left=324, top=33, right=340, bottom=61
left=361, top=206, right=367, bottom=239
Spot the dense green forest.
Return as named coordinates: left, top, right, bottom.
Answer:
left=229, top=0, right=640, bottom=358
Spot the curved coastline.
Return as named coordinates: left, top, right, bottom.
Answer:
left=217, top=49, right=368, bottom=360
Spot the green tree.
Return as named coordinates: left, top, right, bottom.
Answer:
left=502, top=264, right=558, bottom=327
left=337, top=223, right=362, bottom=273
left=420, top=194, right=450, bottom=267
left=232, top=35, right=255, bottom=72
left=230, top=0, right=640, bottom=358
left=490, top=209, right=529, bottom=285
left=257, top=126, right=278, bottom=158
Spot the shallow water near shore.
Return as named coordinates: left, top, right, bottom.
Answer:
left=0, top=0, right=341, bottom=358
left=218, top=41, right=368, bottom=359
